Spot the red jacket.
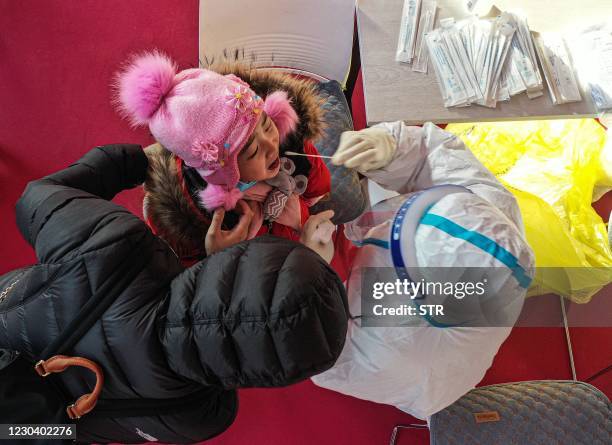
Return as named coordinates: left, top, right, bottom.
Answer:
left=256, top=140, right=356, bottom=283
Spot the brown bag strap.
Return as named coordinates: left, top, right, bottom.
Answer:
left=35, top=354, right=104, bottom=419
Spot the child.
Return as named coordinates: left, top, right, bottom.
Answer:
left=115, top=51, right=334, bottom=262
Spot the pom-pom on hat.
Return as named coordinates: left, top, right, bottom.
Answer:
left=114, top=51, right=299, bottom=210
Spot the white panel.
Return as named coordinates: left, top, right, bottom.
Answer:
left=199, top=0, right=355, bottom=83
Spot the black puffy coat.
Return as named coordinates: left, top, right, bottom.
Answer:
left=0, top=145, right=349, bottom=443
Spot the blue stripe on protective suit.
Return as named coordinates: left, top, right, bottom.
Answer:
left=389, top=195, right=457, bottom=328
left=352, top=238, right=390, bottom=249
left=420, top=213, right=532, bottom=289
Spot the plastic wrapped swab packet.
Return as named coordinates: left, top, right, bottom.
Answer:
left=396, top=0, right=422, bottom=63
left=533, top=32, right=582, bottom=104
left=502, top=13, right=543, bottom=98
left=447, top=18, right=479, bottom=104
left=412, top=0, right=438, bottom=73
left=484, top=14, right=516, bottom=107
left=426, top=24, right=471, bottom=107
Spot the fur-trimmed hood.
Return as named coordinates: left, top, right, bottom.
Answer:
left=143, top=62, right=326, bottom=260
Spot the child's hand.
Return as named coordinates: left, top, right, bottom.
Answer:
left=205, top=200, right=254, bottom=255
left=300, top=210, right=335, bottom=264
left=332, top=127, right=396, bottom=173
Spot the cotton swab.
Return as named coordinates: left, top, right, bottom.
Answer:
left=285, top=151, right=333, bottom=159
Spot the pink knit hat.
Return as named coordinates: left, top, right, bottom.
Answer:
left=115, top=51, right=299, bottom=210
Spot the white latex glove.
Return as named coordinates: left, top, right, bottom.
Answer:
left=300, top=210, right=335, bottom=264
left=331, top=127, right=396, bottom=173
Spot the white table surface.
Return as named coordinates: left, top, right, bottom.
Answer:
left=357, top=0, right=611, bottom=125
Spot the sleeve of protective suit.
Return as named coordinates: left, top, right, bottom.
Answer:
left=363, top=121, right=525, bottom=231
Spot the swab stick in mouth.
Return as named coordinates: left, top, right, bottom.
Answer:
left=285, top=151, right=333, bottom=159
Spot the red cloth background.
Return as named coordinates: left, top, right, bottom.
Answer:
left=1, top=2, right=610, bottom=444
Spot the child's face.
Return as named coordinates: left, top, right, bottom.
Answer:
left=238, top=112, right=281, bottom=182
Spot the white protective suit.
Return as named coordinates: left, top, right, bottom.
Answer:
left=312, top=122, right=535, bottom=419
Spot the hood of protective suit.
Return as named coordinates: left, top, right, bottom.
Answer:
left=345, top=185, right=535, bottom=326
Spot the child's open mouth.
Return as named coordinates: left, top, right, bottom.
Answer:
left=268, top=157, right=280, bottom=171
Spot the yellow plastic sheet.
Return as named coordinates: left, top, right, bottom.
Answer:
left=447, top=119, right=612, bottom=303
